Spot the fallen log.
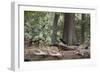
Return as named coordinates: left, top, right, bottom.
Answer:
left=50, top=39, right=90, bottom=51
left=50, top=43, right=78, bottom=51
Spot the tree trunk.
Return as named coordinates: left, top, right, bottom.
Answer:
left=73, top=23, right=77, bottom=44
left=63, top=13, right=75, bottom=45
left=81, top=14, right=85, bottom=44
left=51, top=13, right=59, bottom=44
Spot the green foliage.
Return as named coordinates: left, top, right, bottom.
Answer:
left=24, top=11, right=55, bottom=46
left=24, top=11, right=90, bottom=47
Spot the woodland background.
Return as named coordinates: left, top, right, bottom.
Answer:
left=24, top=11, right=90, bottom=61
left=24, top=11, right=90, bottom=48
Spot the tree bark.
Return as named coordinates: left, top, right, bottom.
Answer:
left=81, top=14, right=85, bottom=44
left=63, top=13, right=75, bottom=45
left=51, top=13, right=59, bottom=44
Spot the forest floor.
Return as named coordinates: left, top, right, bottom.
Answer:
left=24, top=45, right=90, bottom=61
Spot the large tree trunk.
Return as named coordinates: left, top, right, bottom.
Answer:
left=63, top=13, right=75, bottom=45
left=73, top=23, right=77, bottom=44
left=51, top=13, right=59, bottom=44
left=81, top=14, right=86, bottom=44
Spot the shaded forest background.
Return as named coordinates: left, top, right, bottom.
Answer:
left=24, top=11, right=90, bottom=48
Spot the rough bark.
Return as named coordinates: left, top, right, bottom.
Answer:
left=63, top=13, right=75, bottom=45
left=81, top=14, right=86, bottom=44
left=51, top=13, right=59, bottom=44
